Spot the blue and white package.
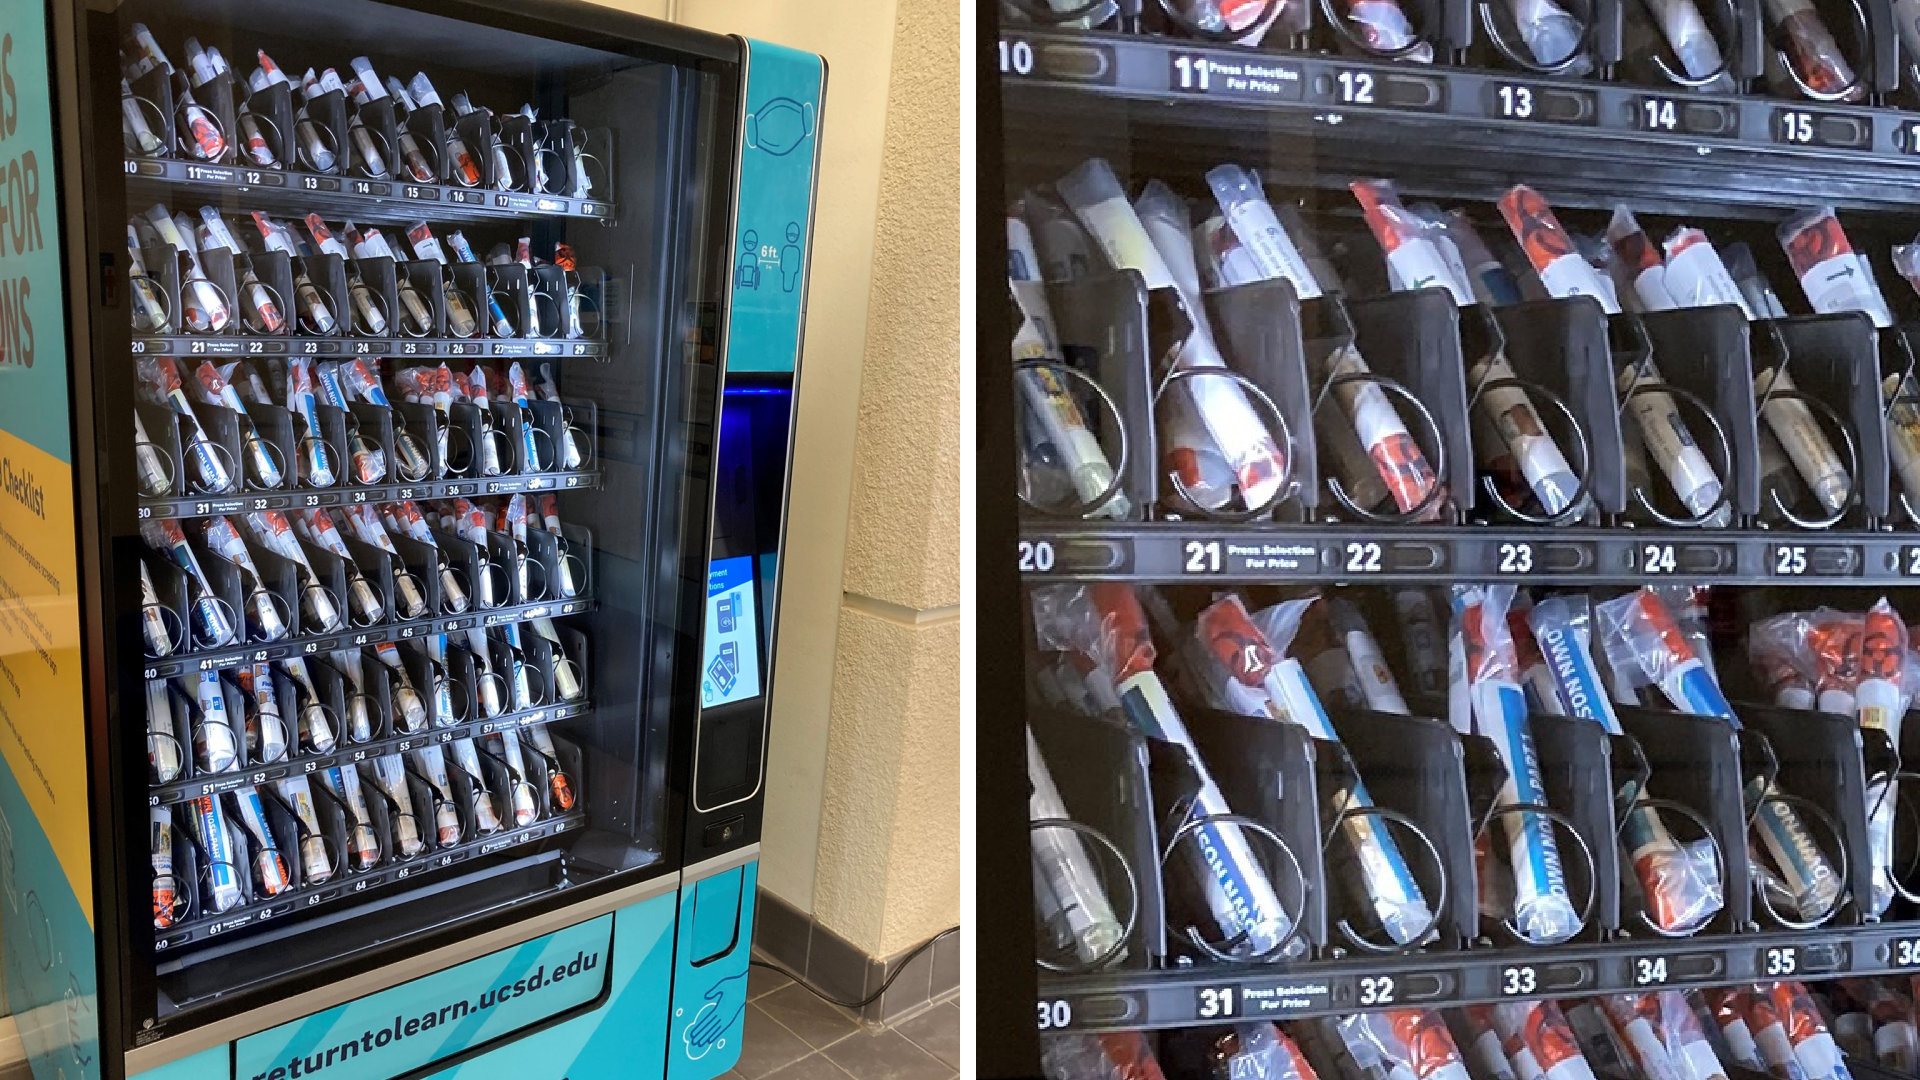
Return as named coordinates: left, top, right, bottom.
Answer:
left=1530, top=594, right=1724, bottom=934
left=1191, top=594, right=1436, bottom=947
left=190, top=794, right=243, bottom=913
left=1597, top=588, right=1841, bottom=924
left=1453, top=583, right=1580, bottom=944
left=1032, top=583, right=1299, bottom=959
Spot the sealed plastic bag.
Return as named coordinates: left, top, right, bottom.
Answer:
left=1189, top=595, right=1436, bottom=946
left=1530, top=595, right=1723, bottom=934
left=1779, top=208, right=1892, bottom=327
left=1661, top=228, right=1755, bottom=317
left=1031, top=583, right=1298, bottom=958
left=1058, top=160, right=1289, bottom=513
left=1029, top=728, right=1128, bottom=968
left=1763, top=0, right=1863, bottom=101
left=1606, top=207, right=1678, bottom=313
left=1763, top=982, right=1853, bottom=1080
left=1640, top=0, right=1735, bottom=89
left=1206, top=166, right=1325, bottom=300
left=1010, top=209, right=1128, bottom=519
left=1753, top=365, right=1851, bottom=517
left=1452, top=583, right=1580, bottom=943
left=1491, top=1001, right=1597, bottom=1080
left=1498, top=186, right=1620, bottom=313
left=1328, top=1010, right=1474, bottom=1080
left=1042, top=1032, right=1172, bottom=1080
left=1597, top=992, right=1729, bottom=1080
left=1599, top=590, right=1843, bottom=924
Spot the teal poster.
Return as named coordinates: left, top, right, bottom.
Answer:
left=726, top=41, right=821, bottom=374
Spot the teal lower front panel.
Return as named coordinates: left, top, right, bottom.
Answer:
left=667, top=861, right=758, bottom=1080
left=131, top=887, right=678, bottom=1080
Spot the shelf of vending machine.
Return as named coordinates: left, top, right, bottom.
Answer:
left=149, top=700, right=592, bottom=805
left=998, top=29, right=1920, bottom=212
left=141, top=596, right=595, bottom=678
left=130, top=334, right=608, bottom=361
left=151, top=808, right=588, bottom=953
left=139, top=469, right=602, bottom=522
left=1017, top=522, right=1920, bottom=585
left=1035, top=924, right=1920, bottom=1033
left=125, top=158, right=614, bottom=223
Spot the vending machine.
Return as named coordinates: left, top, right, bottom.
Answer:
left=0, top=0, right=820, bottom=1077
left=992, top=0, right=1920, bottom=1076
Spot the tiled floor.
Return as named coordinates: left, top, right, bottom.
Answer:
left=717, top=963, right=959, bottom=1080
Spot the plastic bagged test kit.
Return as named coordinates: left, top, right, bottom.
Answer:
left=1597, top=589, right=1843, bottom=925
left=1779, top=208, right=1892, bottom=327
left=1527, top=595, right=1723, bottom=933
left=1324, top=1009, right=1474, bottom=1080
left=1452, top=583, right=1581, bottom=943
left=1008, top=209, right=1126, bottom=519
left=1763, top=0, right=1863, bottom=101
left=1596, top=992, right=1729, bottom=1080
left=1031, top=583, right=1299, bottom=959
left=1028, top=727, right=1128, bottom=968
left=1498, top=186, right=1619, bottom=312
left=1040, top=1032, right=1171, bottom=1080
left=1186, top=594, right=1436, bottom=946
left=1057, top=159, right=1289, bottom=514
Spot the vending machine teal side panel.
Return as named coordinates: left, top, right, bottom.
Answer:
left=0, top=2, right=99, bottom=1079
left=667, top=859, right=758, bottom=1080
left=724, top=39, right=823, bottom=375
left=129, top=1045, right=227, bottom=1080
left=128, top=888, right=678, bottom=1080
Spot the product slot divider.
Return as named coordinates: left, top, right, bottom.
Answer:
left=455, top=109, right=503, bottom=193
left=1207, top=276, right=1317, bottom=519
left=1530, top=713, right=1623, bottom=940
left=1342, top=288, right=1477, bottom=518
left=1026, top=271, right=1155, bottom=522
left=298, top=254, right=349, bottom=338
left=246, top=80, right=297, bottom=174
left=198, top=248, right=239, bottom=333
left=1328, top=708, right=1482, bottom=951
left=1616, top=706, right=1754, bottom=932
left=1765, top=312, right=1888, bottom=525
left=140, top=242, right=183, bottom=337
left=355, top=256, right=401, bottom=341
left=1621, top=306, right=1760, bottom=520
left=499, top=111, right=539, bottom=195
left=356, top=96, right=403, bottom=183
left=133, top=67, right=178, bottom=163
left=1033, top=708, right=1167, bottom=969
left=1185, top=709, right=1328, bottom=952
left=398, top=259, right=447, bottom=339
left=1742, top=704, right=1877, bottom=926
left=308, top=88, right=351, bottom=178
left=135, top=400, right=184, bottom=498
left=1486, top=297, right=1623, bottom=518
left=242, top=539, right=302, bottom=650
left=344, top=401, right=397, bottom=486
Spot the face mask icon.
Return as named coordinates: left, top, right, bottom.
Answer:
left=745, top=96, right=813, bottom=157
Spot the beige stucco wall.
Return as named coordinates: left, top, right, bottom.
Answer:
left=588, top=0, right=959, bottom=960
left=807, top=0, right=961, bottom=959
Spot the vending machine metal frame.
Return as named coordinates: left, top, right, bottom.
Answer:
left=988, top=0, right=1920, bottom=1072
left=0, top=1, right=823, bottom=1077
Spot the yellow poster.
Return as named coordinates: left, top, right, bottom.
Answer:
left=0, top=428, right=87, bottom=920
